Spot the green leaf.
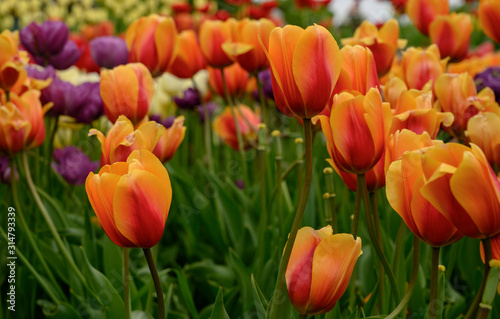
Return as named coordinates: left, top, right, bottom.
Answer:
left=250, top=274, right=267, bottom=317
left=131, top=310, right=153, bottom=319
left=102, top=237, right=124, bottom=292
left=436, top=266, right=446, bottom=319
left=175, top=269, right=200, bottom=319
left=481, top=262, right=500, bottom=307
left=210, top=287, right=230, bottom=319
left=38, top=301, right=83, bottom=319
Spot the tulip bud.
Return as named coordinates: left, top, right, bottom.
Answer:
left=405, top=0, right=449, bottom=36
left=199, top=19, right=237, bottom=68
left=429, top=13, right=472, bottom=62
left=478, top=0, right=500, bottom=45
left=89, top=36, right=129, bottom=69
left=168, top=30, right=206, bottom=79
left=213, top=105, right=261, bottom=150
left=152, top=116, right=186, bottom=163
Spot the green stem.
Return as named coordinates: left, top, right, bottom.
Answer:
left=429, top=246, right=441, bottom=319
left=370, top=192, right=385, bottom=313
left=298, top=314, right=308, bottom=319
left=359, top=174, right=400, bottom=305
left=324, top=168, right=337, bottom=232
left=386, top=236, right=421, bottom=319
left=296, top=138, right=304, bottom=199
left=268, top=119, right=313, bottom=319
left=203, top=103, right=214, bottom=173
left=267, top=159, right=301, bottom=212
left=393, top=221, right=406, bottom=278
left=144, top=248, right=165, bottom=319
left=257, top=125, right=267, bottom=247
left=124, top=248, right=131, bottom=319
left=465, top=237, right=492, bottom=319
left=273, top=131, right=283, bottom=239
left=46, top=115, right=59, bottom=178
left=351, top=176, right=362, bottom=238
left=255, top=73, right=269, bottom=128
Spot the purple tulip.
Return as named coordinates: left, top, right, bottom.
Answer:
left=252, top=69, right=274, bottom=102
left=51, top=146, right=99, bottom=185
left=150, top=114, right=176, bottom=128
left=47, top=40, right=82, bottom=70
left=68, top=82, right=104, bottom=124
left=25, top=65, right=57, bottom=80
left=197, top=102, right=218, bottom=123
left=173, top=88, right=201, bottom=110
left=0, top=157, right=17, bottom=185
left=89, top=36, right=129, bottom=69
left=475, top=67, right=500, bottom=103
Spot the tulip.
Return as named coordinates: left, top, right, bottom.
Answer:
left=168, top=30, right=206, bottom=79
left=315, top=88, right=392, bottom=174
left=173, top=88, right=201, bottom=110
left=100, top=63, right=154, bottom=125
left=213, top=105, right=261, bottom=150
left=52, top=146, right=99, bottom=185
left=333, top=45, right=380, bottom=95
left=475, top=67, right=500, bottom=103
left=0, top=90, right=48, bottom=155
left=199, top=18, right=237, bottom=68
left=81, top=21, right=115, bottom=41
left=429, top=13, right=472, bottom=62
left=152, top=116, right=186, bottom=163
left=89, top=36, right=129, bottom=69
left=0, top=156, right=17, bottom=184
left=434, top=72, right=500, bottom=140
left=263, top=24, right=342, bottom=119
left=382, top=76, right=408, bottom=109
left=420, top=143, right=500, bottom=238
left=386, top=148, right=463, bottom=247
left=71, top=35, right=101, bottom=74
left=286, top=226, right=362, bottom=315
left=400, top=44, right=448, bottom=90
left=341, top=19, right=407, bottom=76
left=208, top=63, right=249, bottom=99
left=0, top=30, right=27, bottom=92
left=89, top=115, right=164, bottom=166
left=448, top=52, right=500, bottom=78
left=405, top=0, right=449, bottom=36
left=221, top=18, right=276, bottom=74
left=126, top=15, right=178, bottom=77
left=86, top=149, right=172, bottom=248
left=478, top=0, right=500, bottom=45
left=467, top=112, right=500, bottom=173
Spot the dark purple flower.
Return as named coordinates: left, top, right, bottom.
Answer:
left=51, top=146, right=99, bottom=185
left=475, top=67, right=500, bottom=103
left=68, top=82, right=104, bottom=124
left=25, top=65, right=57, bottom=80
left=47, top=40, right=82, bottom=70
left=0, top=157, right=17, bottom=185
left=40, top=78, right=75, bottom=116
left=89, top=36, right=129, bottom=69
left=173, top=88, right=201, bottom=110
left=197, top=102, right=218, bottom=123
left=150, top=114, right=176, bottom=128
left=252, top=69, right=274, bottom=102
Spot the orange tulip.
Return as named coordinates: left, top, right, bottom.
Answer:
left=333, top=45, right=380, bottom=95
left=386, top=148, right=463, bottom=247
left=100, top=63, right=155, bottom=125
left=429, top=12, right=472, bottom=62
left=152, top=116, right=186, bottom=163
left=341, top=19, right=407, bottom=76
left=213, top=104, right=261, bottom=150
left=478, top=0, right=500, bottom=45
left=448, top=52, right=500, bottom=78
left=420, top=143, right=500, bottom=238
left=286, top=226, right=362, bottom=315
left=199, top=18, right=237, bottom=68
left=382, top=76, right=408, bottom=109
left=315, top=88, right=392, bottom=174
left=434, top=72, right=500, bottom=140
left=126, top=14, right=178, bottom=77
left=89, top=115, right=164, bottom=166
left=221, top=18, right=276, bottom=74
left=168, top=30, right=206, bottom=79
left=405, top=0, right=449, bottom=36
left=467, top=112, right=500, bottom=173
left=401, top=44, right=448, bottom=90
left=263, top=24, right=342, bottom=119
left=208, top=63, right=249, bottom=99
left=0, top=90, right=48, bottom=155
left=86, top=149, right=172, bottom=248
left=0, top=30, right=27, bottom=92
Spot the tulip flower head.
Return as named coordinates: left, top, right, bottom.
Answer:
left=86, top=149, right=172, bottom=248
left=475, top=67, right=500, bottom=103
left=400, top=45, right=448, bottom=90
left=429, top=12, right=472, bottom=62
left=467, top=112, right=500, bottom=173
left=89, top=36, right=129, bottom=69
left=152, top=116, right=186, bottom=163
left=405, top=0, right=449, bottom=36
left=208, top=63, right=249, bottom=99
left=213, top=105, right=261, bottom=150
left=168, top=30, right=206, bottom=79
left=478, top=0, right=500, bottom=45
left=52, top=146, right=99, bottom=185
left=199, top=18, right=237, bottom=68
left=0, top=30, right=27, bottom=92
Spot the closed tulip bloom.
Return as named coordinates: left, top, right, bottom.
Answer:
left=316, top=88, right=392, bottom=174
left=467, top=112, right=500, bottom=172
left=152, top=116, right=186, bottom=163
left=401, top=45, right=448, bottom=90
left=264, top=24, right=341, bottom=119
left=405, top=0, right=449, bottom=36
left=286, top=226, right=362, bottom=315
left=86, top=149, right=172, bottom=248
left=429, top=13, right=472, bottom=62
left=383, top=76, right=408, bottom=109
left=333, top=45, right=380, bottom=95
left=213, top=105, right=261, bottom=150
left=221, top=18, right=276, bottom=73
left=89, top=115, right=164, bottom=166
left=208, top=63, right=249, bottom=99
left=168, top=30, right=206, bottom=79
left=89, top=36, right=129, bottom=69
left=386, top=149, right=463, bottom=247
left=0, top=90, right=48, bottom=155
left=100, top=63, right=154, bottom=125
left=126, top=15, right=178, bottom=77
left=341, top=19, right=407, bottom=76
left=420, top=143, right=500, bottom=238
left=0, top=30, right=27, bottom=92
left=199, top=18, right=237, bottom=68
left=478, top=0, right=500, bottom=45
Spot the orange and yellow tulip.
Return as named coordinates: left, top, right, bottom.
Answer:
left=286, top=226, right=362, bottom=315
left=89, top=115, right=164, bottom=166
left=400, top=44, right=448, bottom=90
left=382, top=76, right=408, bottom=109
left=0, top=90, right=48, bottom=155
left=86, top=149, right=172, bottom=248
left=208, top=63, right=249, bottom=99
left=263, top=24, right=342, bottom=119
left=168, top=30, right=206, bottom=79
left=0, top=30, right=27, bottom=92
left=467, top=112, right=500, bottom=173
left=478, top=0, right=500, bottom=45
left=199, top=18, right=237, bottom=68
left=213, top=104, right=261, bottom=150
left=429, top=12, right=472, bottom=62
left=341, top=19, right=407, bottom=76
left=126, top=15, right=178, bottom=77
left=221, top=18, right=276, bottom=74
left=448, top=52, right=500, bottom=78
left=152, top=116, right=186, bottom=163
left=315, top=88, right=392, bottom=174
left=420, top=143, right=500, bottom=238
left=405, top=0, right=449, bottom=36
left=100, top=63, right=155, bottom=125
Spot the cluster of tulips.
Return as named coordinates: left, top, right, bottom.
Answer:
left=2, top=0, right=500, bottom=318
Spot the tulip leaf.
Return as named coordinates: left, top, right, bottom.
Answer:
left=175, top=269, right=200, bottom=319
left=38, top=301, right=83, bottom=319
left=250, top=273, right=267, bottom=317
left=481, top=263, right=500, bottom=307
left=102, top=236, right=123, bottom=292
left=131, top=310, right=153, bottom=319
left=436, top=265, right=446, bottom=319
left=210, top=287, right=230, bottom=319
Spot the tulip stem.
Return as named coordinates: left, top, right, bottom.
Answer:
left=351, top=177, right=362, bottom=238
left=359, top=174, right=400, bottom=305
left=267, top=159, right=301, bottom=212
left=124, top=248, right=131, bottom=319
left=324, top=169, right=337, bottom=232
left=465, top=237, right=492, bottom=319
left=386, top=235, right=420, bottom=319
left=267, top=119, right=313, bottom=319
left=298, top=314, right=308, bottom=319
left=429, top=246, right=441, bottom=319
left=255, top=73, right=269, bottom=128
left=273, top=131, right=284, bottom=239
left=370, top=192, right=385, bottom=313
left=47, top=115, right=59, bottom=174
left=203, top=103, right=214, bottom=173
left=144, top=248, right=165, bottom=319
